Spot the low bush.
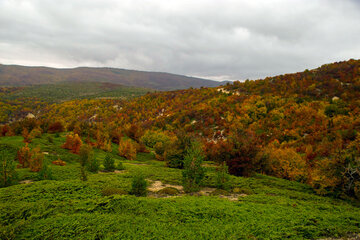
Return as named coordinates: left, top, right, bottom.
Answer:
left=209, top=189, right=230, bottom=196
left=215, top=163, right=231, bottom=190
left=87, top=157, right=99, bottom=173
left=118, top=139, right=137, bottom=160
left=157, top=187, right=180, bottom=195
left=37, top=164, right=53, bottom=180
left=103, top=154, right=115, bottom=172
left=116, top=161, right=125, bottom=171
left=182, top=142, right=205, bottom=193
left=130, top=175, right=147, bottom=197
left=232, top=187, right=254, bottom=195
left=101, top=187, right=127, bottom=196
left=52, top=159, right=66, bottom=166
left=0, top=150, right=18, bottom=187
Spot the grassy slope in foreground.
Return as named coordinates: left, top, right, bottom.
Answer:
left=0, top=135, right=359, bottom=240
left=1, top=82, right=152, bottom=102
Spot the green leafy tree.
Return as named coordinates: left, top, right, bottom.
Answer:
left=0, top=150, right=18, bottom=187
left=87, top=156, right=99, bottom=173
left=103, top=154, right=115, bottom=172
left=182, top=142, right=205, bottom=193
left=216, top=162, right=231, bottom=190
left=130, top=175, right=147, bottom=197
left=79, top=144, right=93, bottom=181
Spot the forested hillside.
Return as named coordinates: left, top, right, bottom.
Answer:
left=1, top=59, right=360, bottom=239
left=2, top=82, right=152, bottom=103
left=1, top=59, right=360, bottom=197
left=0, top=64, right=223, bottom=90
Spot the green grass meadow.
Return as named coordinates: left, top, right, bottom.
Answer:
left=0, top=134, right=359, bottom=239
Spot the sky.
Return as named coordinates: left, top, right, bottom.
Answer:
left=0, top=0, right=360, bottom=81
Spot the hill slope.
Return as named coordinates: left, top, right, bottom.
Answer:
left=1, top=82, right=152, bottom=103
left=29, top=59, right=360, bottom=198
left=0, top=64, right=224, bottom=90
left=0, top=134, right=359, bottom=239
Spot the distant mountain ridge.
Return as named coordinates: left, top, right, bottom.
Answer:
left=0, top=64, right=225, bottom=90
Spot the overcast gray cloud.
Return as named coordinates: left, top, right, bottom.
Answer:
left=0, top=0, right=360, bottom=81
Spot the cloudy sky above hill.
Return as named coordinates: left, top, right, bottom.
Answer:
left=0, top=0, right=359, bottom=81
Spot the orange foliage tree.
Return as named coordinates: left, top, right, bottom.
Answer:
left=118, top=139, right=137, bottom=160
left=22, top=128, right=32, bottom=143
left=29, top=147, right=44, bottom=172
left=16, top=144, right=44, bottom=172
left=261, top=141, right=307, bottom=181
left=62, top=133, right=82, bottom=154
left=17, top=143, right=32, bottom=168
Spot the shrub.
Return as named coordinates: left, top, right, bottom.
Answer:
left=17, top=144, right=32, bottom=168
left=116, top=161, right=125, bottom=171
left=215, top=163, right=231, bottom=190
left=52, top=159, right=66, bottom=166
left=232, top=187, right=254, bottom=195
left=47, top=135, right=54, bottom=143
left=79, top=144, right=93, bottom=181
left=37, top=164, right=53, bottom=180
left=29, top=127, right=42, bottom=139
left=103, top=154, right=115, bottom=172
left=153, top=142, right=165, bottom=160
left=118, top=139, right=137, bottom=160
left=48, top=121, right=64, bottom=133
left=157, top=187, right=180, bottom=196
left=141, top=130, right=174, bottom=160
left=164, top=148, right=184, bottom=168
left=101, top=187, right=127, bottom=196
left=130, top=175, right=147, bottom=197
left=62, top=133, right=82, bottom=154
left=355, top=182, right=360, bottom=200
left=141, top=130, right=171, bottom=148
left=136, top=142, right=150, bottom=153
left=22, top=128, right=32, bottom=143
left=227, top=130, right=259, bottom=177
left=203, top=140, right=232, bottom=163
left=0, top=150, right=18, bottom=187
left=29, top=147, right=44, bottom=172
left=182, top=142, right=205, bottom=193
left=164, top=130, right=192, bottom=168
left=87, top=157, right=99, bottom=173
left=209, top=189, right=230, bottom=196
left=124, top=124, right=144, bottom=142
left=261, top=142, right=307, bottom=181
left=0, top=125, right=11, bottom=136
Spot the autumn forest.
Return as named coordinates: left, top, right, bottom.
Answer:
left=1, top=59, right=360, bottom=239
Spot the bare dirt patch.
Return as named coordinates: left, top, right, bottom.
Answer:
left=19, top=180, right=34, bottom=184
left=148, top=180, right=183, bottom=192
left=147, top=180, right=247, bottom=201
left=198, top=187, right=247, bottom=201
